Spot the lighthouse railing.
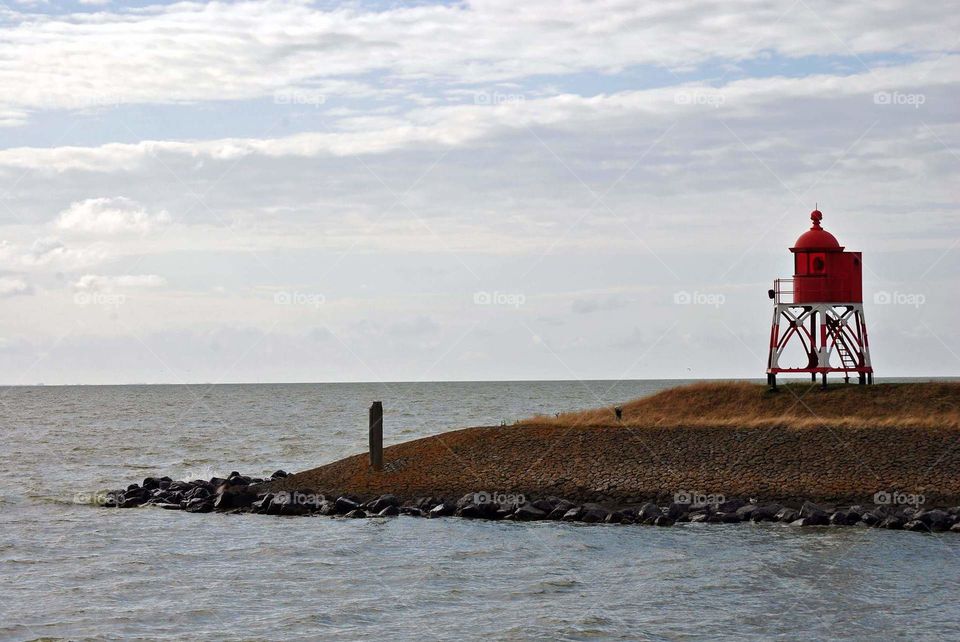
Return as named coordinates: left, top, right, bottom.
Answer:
left=773, top=279, right=795, bottom=304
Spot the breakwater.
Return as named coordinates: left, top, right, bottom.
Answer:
left=98, top=382, right=960, bottom=533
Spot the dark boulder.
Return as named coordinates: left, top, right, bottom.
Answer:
left=271, top=470, right=289, bottom=479
left=334, top=496, right=361, bottom=514
left=531, top=499, right=555, bottom=513
left=666, top=502, right=690, bottom=521
left=904, top=520, right=929, bottom=533
left=345, top=509, right=367, bottom=518
left=689, top=513, right=710, bottom=523
left=400, top=506, right=424, bottom=517
left=251, top=493, right=274, bottom=513
left=637, top=503, right=663, bottom=522
left=829, top=510, right=860, bottom=526
left=718, top=498, right=748, bottom=513
left=318, top=500, right=337, bottom=516
left=561, top=507, right=583, bottom=522
left=879, top=516, right=905, bottom=530
left=158, top=502, right=182, bottom=510
left=184, top=498, right=213, bottom=513
left=913, top=509, right=954, bottom=532
left=142, top=477, right=161, bottom=490
left=580, top=504, right=608, bottom=523
left=751, top=505, right=782, bottom=522
left=368, top=494, right=400, bottom=513
left=800, top=502, right=830, bottom=520
left=653, top=515, right=675, bottom=527
left=715, top=512, right=742, bottom=524
left=378, top=505, right=400, bottom=517
left=735, top=505, right=758, bottom=520
left=776, top=508, right=799, bottom=523
left=429, top=502, right=456, bottom=518
left=213, top=484, right=257, bottom=512
left=514, top=504, right=547, bottom=521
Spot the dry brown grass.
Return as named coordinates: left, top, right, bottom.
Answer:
left=520, top=381, right=960, bottom=430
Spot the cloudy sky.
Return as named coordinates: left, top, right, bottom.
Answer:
left=0, top=0, right=957, bottom=384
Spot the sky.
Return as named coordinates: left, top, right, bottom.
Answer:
left=0, top=0, right=957, bottom=384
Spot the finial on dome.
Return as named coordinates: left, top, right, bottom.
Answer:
left=811, top=207, right=823, bottom=229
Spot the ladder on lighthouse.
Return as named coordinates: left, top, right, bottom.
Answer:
left=826, top=317, right=858, bottom=369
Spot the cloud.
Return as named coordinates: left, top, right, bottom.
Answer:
left=0, top=237, right=107, bottom=271
left=0, top=276, right=31, bottom=297
left=73, top=274, right=167, bottom=291
left=54, top=197, right=170, bottom=235
left=0, top=0, right=956, bottom=119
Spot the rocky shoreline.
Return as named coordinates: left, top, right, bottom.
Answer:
left=96, top=470, right=960, bottom=534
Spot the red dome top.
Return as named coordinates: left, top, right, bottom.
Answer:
left=792, top=209, right=842, bottom=251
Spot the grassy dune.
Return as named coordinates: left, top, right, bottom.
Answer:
left=271, top=382, right=960, bottom=505
left=523, top=381, right=960, bottom=430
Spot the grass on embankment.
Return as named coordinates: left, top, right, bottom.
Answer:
left=521, top=381, right=960, bottom=430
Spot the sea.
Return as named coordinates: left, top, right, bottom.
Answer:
left=1, top=379, right=958, bottom=641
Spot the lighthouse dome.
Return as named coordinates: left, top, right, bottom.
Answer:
left=793, top=209, right=842, bottom=250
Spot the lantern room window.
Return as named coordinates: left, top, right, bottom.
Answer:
left=810, top=253, right=826, bottom=274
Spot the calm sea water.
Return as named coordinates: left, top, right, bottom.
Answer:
left=1, top=379, right=959, bottom=641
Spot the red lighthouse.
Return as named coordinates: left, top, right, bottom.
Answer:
left=767, top=209, right=874, bottom=389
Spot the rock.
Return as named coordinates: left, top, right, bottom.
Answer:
left=126, top=483, right=140, bottom=492
left=400, top=506, right=424, bottom=517
left=879, top=516, right=905, bottom=530
left=800, top=502, right=830, bottom=520
left=604, top=511, right=624, bottom=524
left=184, top=498, right=213, bottom=513
left=378, top=505, right=400, bottom=517
left=666, top=502, right=690, bottom=521
left=120, top=494, right=146, bottom=509
left=715, top=512, right=742, bottom=524
left=531, top=499, right=555, bottom=513
left=271, top=470, right=289, bottom=478
left=904, top=520, right=929, bottom=532
left=514, top=504, right=547, bottom=521
left=429, top=502, right=456, bottom=518
left=459, top=504, right=482, bottom=519
left=334, top=496, right=361, bottom=514
left=829, top=510, right=860, bottom=526
left=158, top=502, right=182, bottom=510
left=791, top=513, right=829, bottom=527
left=142, top=477, right=161, bottom=490
left=951, top=522, right=960, bottom=533
left=251, top=494, right=274, bottom=513
left=561, top=507, right=583, bottom=522
left=368, top=494, right=400, bottom=513
left=776, top=508, right=799, bottom=523
left=344, top=509, right=367, bottom=518
left=213, top=484, right=257, bottom=512
left=653, top=515, right=675, bottom=527
left=637, top=503, right=662, bottom=522
left=689, top=513, right=710, bottom=523
left=318, top=500, right=337, bottom=516
left=546, top=506, right=569, bottom=520
left=580, top=504, right=608, bottom=523
left=735, top=505, right=758, bottom=520
left=913, top=509, right=954, bottom=532
left=861, top=510, right=884, bottom=526
left=718, top=498, right=748, bottom=513
left=751, top=505, right=782, bottom=522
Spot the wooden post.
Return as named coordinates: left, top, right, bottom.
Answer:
left=369, top=401, right=383, bottom=471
